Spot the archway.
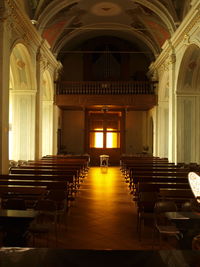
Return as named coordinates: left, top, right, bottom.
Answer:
left=176, top=44, right=200, bottom=163
left=9, top=43, right=36, bottom=161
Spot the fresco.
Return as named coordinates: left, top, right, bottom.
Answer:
left=144, top=19, right=170, bottom=46
left=184, top=57, right=197, bottom=88
left=12, top=48, right=28, bottom=89
left=126, top=4, right=170, bottom=47
left=42, top=3, right=82, bottom=46
left=43, top=20, right=67, bottom=46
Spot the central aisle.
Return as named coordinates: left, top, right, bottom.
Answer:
left=57, top=167, right=153, bottom=249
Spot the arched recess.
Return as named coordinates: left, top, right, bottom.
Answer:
left=176, top=44, right=200, bottom=163
left=42, top=70, right=54, bottom=157
left=9, top=43, right=36, bottom=161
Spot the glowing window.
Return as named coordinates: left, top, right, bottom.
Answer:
left=106, top=132, right=118, bottom=148
left=90, top=128, right=103, bottom=148
left=90, top=128, right=119, bottom=148
left=95, top=132, right=103, bottom=148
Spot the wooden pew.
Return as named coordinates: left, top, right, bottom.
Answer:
left=129, top=171, right=189, bottom=189
left=0, top=185, right=47, bottom=194
left=0, top=179, right=68, bottom=190
left=0, top=185, right=47, bottom=207
left=9, top=168, right=81, bottom=189
left=0, top=174, right=74, bottom=182
left=123, top=162, right=186, bottom=176
left=159, top=188, right=193, bottom=205
left=120, top=156, right=169, bottom=171
left=0, top=174, right=73, bottom=208
left=133, top=176, right=188, bottom=184
left=3, top=155, right=90, bottom=210
left=137, top=182, right=190, bottom=193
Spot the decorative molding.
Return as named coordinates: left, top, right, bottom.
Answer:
left=183, top=34, right=191, bottom=46
left=5, top=0, right=59, bottom=70
left=10, top=89, right=37, bottom=95
left=169, top=53, right=176, bottom=64
left=36, top=48, right=50, bottom=71
left=176, top=91, right=200, bottom=96
left=55, top=94, right=157, bottom=110
left=153, top=2, right=200, bottom=72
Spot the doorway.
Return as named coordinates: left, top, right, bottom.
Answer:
left=86, top=110, right=124, bottom=166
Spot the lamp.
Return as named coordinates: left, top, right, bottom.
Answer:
left=101, top=105, right=109, bottom=112
left=188, top=172, right=200, bottom=203
left=31, top=20, right=38, bottom=25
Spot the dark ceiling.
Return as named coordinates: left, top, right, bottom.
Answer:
left=26, top=0, right=190, bottom=60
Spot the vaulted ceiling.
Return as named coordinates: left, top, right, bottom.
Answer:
left=27, top=0, right=190, bottom=60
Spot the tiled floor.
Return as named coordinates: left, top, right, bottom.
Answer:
left=30, top=167, right=176, bottom=249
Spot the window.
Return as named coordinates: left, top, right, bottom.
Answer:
left=89, top=113, right=120, bottom=149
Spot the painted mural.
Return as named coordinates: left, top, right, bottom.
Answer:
left=12, top=47, right=28, bottom=90
left=126, top=4, right=170, bottom=47
left=42, top=3, right=81, bottom=46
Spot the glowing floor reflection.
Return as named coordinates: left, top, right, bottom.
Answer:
left=90, top=167, right=116, bottom=196
left=51, top=167, right=157, bottom=250
left=30, top=167, right=170, bottom=249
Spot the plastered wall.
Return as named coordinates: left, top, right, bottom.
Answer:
left=61, top=110, right=84, bottom=154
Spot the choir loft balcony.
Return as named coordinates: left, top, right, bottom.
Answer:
left=55, top=81, right=158, bottom=110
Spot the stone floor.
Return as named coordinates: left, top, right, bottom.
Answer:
left=28, top=167, right=178, bottom=249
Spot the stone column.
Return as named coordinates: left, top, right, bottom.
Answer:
left=0, top=2, right=11, bottom=173
left=35, top=49, right=44, bottom=160
left=168, top=52, right=177, bottom=163
left=53, top=104, right=59, bottom=155
left=42, top=100, right=54, bottom=156
left=153, top=105, right=159, bottom=157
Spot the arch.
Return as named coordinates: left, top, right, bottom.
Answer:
left=9, top=43, right=36, bottom=161
left=176, top=44, right=200, bottom=163
left=37, top=0, right=175, bottom=36
left=42, top=70, right=54, bottom=157
left=10, top=43, right=35, bottom=91
left=177, top=44, right=200, bottom=93
left=37, top=0, right=174, bottom=56
left=53, top=23, right=159, bottom=60
left=133, top=0, right=176, bottom=34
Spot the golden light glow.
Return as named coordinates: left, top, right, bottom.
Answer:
left=91, top=128, right=119, bottom=148
left=106, top=132, right=118, bottom=148
left=93, top=128, right=103, bottom=148
left=90, top=167, right=115, bottom=196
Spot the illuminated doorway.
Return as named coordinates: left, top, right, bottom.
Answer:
left=87, top=111, right=124, bottom=165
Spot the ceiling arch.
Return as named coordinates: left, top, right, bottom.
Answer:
left=34, top=0, right=179, bottom=58
left=53, top=23, right=159, bottom=61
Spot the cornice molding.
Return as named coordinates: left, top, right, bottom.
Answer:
left=5, top=0, right=59, bottom=70
left=9, top=89, right=37, bottom=95
left=152, top=1, right=200, bottom=72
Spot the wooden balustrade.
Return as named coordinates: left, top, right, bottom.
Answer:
left=56, top=81, right=157, bottom=95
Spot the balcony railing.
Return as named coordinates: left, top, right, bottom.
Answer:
left=56, top=81, right=157, bottom=95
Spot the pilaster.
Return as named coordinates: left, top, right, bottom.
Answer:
left=167, top=44, right=177, bottom=163
left=35, top=48, right=45, bottom=159
left=0, top=1, right=11, bottom=173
